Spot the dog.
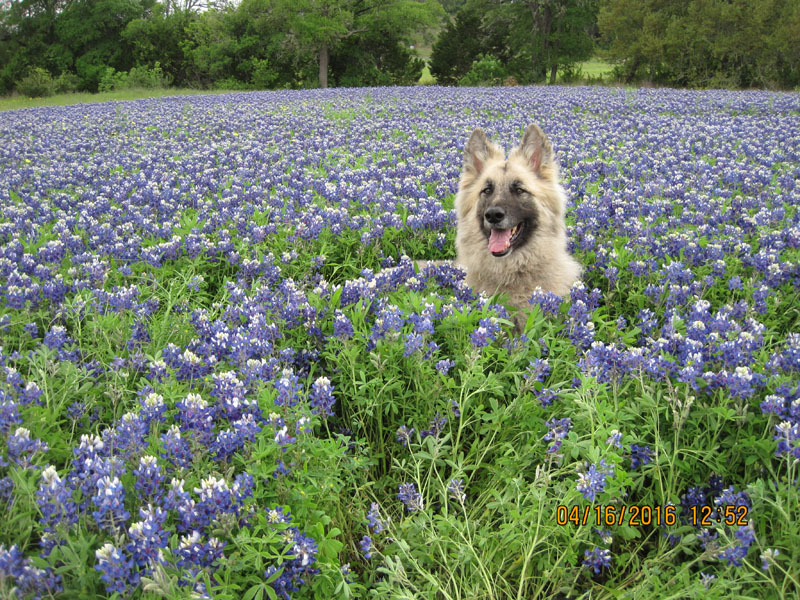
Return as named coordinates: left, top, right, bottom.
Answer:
left=420, top=124, right=581, bottom=330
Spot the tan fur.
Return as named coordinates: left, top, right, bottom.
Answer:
left=452, top=124, right=582, bottom=328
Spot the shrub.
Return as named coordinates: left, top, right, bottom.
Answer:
left=125, top=62, right=173, bottom=89
left=98, top=62, right=173, bottom=92
left=53, top=72, right=81, bottom=94
left=250, top=59, right=279, bottom=89
left=213, top=76, right=251, bottom=91
left=16, top=67, right=55, bottom=97
left=559, top=63, right=584, bottom=84
left=459, top=54, right=508, bottom=87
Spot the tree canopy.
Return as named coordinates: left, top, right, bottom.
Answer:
left=1, top=0, right=798, bottom=94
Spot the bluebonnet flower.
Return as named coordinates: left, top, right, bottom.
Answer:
left=366, top=502, right=388, bottom=534
left=397, top=482, right=424, bottom=513
left=309, top=376, right=335, bottom=417
left=274, top=368, right=302, bottom=407
left=629, top=444, right=653, bottom=469
left=333, top=310, right=354, bottom=339
left=595, top=528, right=613, bottom=544
left=435, top=358, right=455, bottom=375
left=421, top=412, right=447, bottom=439
left=7, top=427, right=48, bottom=468
left=396, top=425, right=414, bottom=447
left=127, top=504, right=168, bottom=569
left=175, top=393, right=215, bottom=443
left=528, top=288, right=563, bottom=315
left=138, top=391, right=166, bottom=425
left=0, top=476, right=12, bottom=508
left=535, top=387, right=559, bottom=408
left=700, top=572, right=716, bottom=589
left=470, top=317, right=500, bottom=348
left=92, top=475, right=130, bottom=533
left=132, top=455, right=164, bottom=499
left=264, top=527, right=319, bottom=599
left=176, top=531, right=226, bottom=569
left=544, top=417, right=571, bottom=454
left=447, top=478, right=466, bottom=504
left=524, top=358, right=551, bottom=386
left=582, top=547, right=611, bottom=574
left=95, top=543, right=136, bottom=594
left=760, top=548, right=779, bottom=570
left=717, top=524, right=755, bottom=567
left=37, top=466, right=78, bottom=533
left=267, top=506, right=292, bottom=525
left=606, top=430, right=623, bottom=448
left=576, top=460, right=615, bottom=501
left=360, top=535, right=373, bottom=560
left=211, top=428, right=244, bottom=461
left=160, top=425, right=193, bottom=469
left=450, top=399, right=461, bottom=418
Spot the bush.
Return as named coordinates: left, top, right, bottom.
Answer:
left=16, top=67, right=55, bottom=97
left=459, top=54, right=508, bottom=87
left=53, top=72, right=81, bottom=94
left=559, top=64, right=584, bottom=84
left=98, top=62, right=173, bottom=92
left=213, top=76, right=251, bottom=91
left=250, top=59, right=279, bottom=89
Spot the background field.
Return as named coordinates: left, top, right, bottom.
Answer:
left=1, top=86, right=799, bottom=599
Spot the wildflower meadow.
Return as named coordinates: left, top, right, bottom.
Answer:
left=1, top=86, right=799, bottom=599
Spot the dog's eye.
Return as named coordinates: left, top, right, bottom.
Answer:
left=481, top=182, right=494, bottom=195
left=511, top=182, right=527, bottom=195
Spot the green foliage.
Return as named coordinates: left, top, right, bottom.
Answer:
left=458, top=54, right=508, bottom=86
left=431, top=0, right=598, bottom=87
left=52, top=71, right=81, bottom=94
left=98, top=62, right=173, bottom=92
left=429, top=7, right=487, bottom=86
left=16, top=67, right=55, bottom=97
left=330, top=28, right=425, bottom=87
left=598, top=0, right=800, bottom=88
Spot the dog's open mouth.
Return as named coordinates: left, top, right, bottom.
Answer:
left=488, top=222, right=524, bottom=257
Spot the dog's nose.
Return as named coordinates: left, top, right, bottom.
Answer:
left=484, top=207, right=505, bottom=224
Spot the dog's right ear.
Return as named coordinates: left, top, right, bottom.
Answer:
left=463, top=129, right=501, bottom=177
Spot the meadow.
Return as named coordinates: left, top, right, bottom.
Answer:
left=0, top=85, right=799, bottom=599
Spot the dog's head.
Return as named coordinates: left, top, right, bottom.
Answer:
left=456, top=124, right=566, bottom=258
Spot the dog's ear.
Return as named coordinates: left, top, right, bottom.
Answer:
left=463, top=128, right=501, bottom=176
left=517, top=123, right=554, bottom=177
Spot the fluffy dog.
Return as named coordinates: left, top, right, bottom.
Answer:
left=427, top=124, right=581, bottom=329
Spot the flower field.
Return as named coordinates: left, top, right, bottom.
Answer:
left=1, top=86, right=799, bottom=599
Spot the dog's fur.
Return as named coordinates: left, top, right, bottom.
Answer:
left=423, top=124, right=581, bottom=328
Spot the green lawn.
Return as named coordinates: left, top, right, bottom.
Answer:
left=0, top=87, right=229, bottom=112
left=575, top=59, right=616, bottom=79
left=418, top=57, right=616, bottom=86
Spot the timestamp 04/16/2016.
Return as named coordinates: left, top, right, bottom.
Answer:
left=556, top=504, right=750, bottom=527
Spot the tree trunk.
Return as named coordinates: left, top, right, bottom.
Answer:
left=550, top=63, right=558, bottom=84
left=319, top=42, right=329, bottom=89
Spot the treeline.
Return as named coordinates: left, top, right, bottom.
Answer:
left=1, top=0, right=798, bottom=96
left=0, top=0, right=441, bottom=95
left=598, top=0, right=800, bottom=89
left=433, top=0, right=799, bottom=89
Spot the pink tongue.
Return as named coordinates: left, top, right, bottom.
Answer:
left=488, top=229, right=512, bottom=253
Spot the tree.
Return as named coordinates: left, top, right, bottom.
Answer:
left=497, top=0, right=597, bottom=83
left=272, top=0, right=442, bottom=88
left=0, top=0, right=72, bottom=92
left=598, top=0, right=800, bottom=88
left=123, top=3, right=195, bottom=85
left=330, top=25, right=424, bottom=87
left=54, top=0, right=154, bottom=90
left=430, top=6, right=495, bottom=85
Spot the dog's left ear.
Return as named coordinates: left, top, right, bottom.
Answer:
left=517, top=124, right=554, bottom=176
